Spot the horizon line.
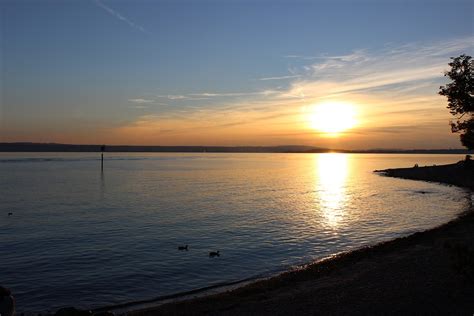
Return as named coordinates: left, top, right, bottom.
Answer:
left=0, top=142, right=469, bottom=153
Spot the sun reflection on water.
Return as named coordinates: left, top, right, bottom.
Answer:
left=316, top=153, right=349, bottom=228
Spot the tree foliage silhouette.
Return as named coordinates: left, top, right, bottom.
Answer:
left=439, top=54, right=474, bottom=150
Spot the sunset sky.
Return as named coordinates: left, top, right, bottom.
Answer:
left=1, top=0, right=473, bottom=149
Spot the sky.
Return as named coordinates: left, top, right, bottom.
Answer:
left=1, top=0, right=473, bottom=149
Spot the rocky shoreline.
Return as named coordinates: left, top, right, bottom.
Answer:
left=376, top=159, right=474, bottom=189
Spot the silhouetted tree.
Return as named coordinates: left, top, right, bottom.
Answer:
left=439, top=54, right=474, bottom=150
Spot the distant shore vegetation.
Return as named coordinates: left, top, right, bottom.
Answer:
left=0, top=142, right=470, bottom=154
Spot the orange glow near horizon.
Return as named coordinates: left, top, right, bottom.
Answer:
left=1, top=93, right=464, bottom=150
left=309, top=101, right=358, bottom=136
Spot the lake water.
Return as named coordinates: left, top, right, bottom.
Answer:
left=0, top=153, right=471, bottom=313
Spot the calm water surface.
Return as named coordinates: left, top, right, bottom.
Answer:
left=0, top=153, right=470, bottom=312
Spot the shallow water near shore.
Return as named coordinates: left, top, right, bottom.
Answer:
left=0, top=153, right=470, bottom=313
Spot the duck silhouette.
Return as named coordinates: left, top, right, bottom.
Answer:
left=7, top=212, right=12, bottom=216
left=209, top=251, right=220, bottom=257
left=178, top=245, right=188, bottom=251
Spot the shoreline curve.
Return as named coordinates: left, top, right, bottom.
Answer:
left=114, top=162, right=473, bottom=315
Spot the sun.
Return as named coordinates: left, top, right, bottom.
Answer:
left=309, top=101, right=357, bottom=135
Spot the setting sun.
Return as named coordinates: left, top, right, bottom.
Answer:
left=2, top=0, right=473, bottom=313
left=310, top=102, right=358, bottom=135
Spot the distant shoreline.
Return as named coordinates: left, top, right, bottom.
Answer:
left=118, top=162, right=473, bottom=315
left=0, top=142, right=470, bottom=154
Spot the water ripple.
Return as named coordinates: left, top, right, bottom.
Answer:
left=0, top=153, right=469, bottom=313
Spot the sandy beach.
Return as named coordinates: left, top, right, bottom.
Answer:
left=122, top=162, right=474, bottom=315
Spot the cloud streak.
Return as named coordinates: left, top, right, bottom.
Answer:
left=128, top=98, right=155, bottom=104
left=117, top=36, right=473, bottom=148
left=155, top=95, right=211, bottom=101
left=154, top=90, right=280, bottom=101
left=95, top=0, right=146, bottom=33
left=258, top=75, right=300, bottom=81
left=282, top=36, right=474, bottom=100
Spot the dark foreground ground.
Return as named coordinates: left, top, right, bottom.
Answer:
left=122, top=162, right=473, bottom=316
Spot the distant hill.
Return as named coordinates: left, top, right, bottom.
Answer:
left=345, top=148, right=470, bottom=154
left=0, top=142, right=470, bottom=154
left=0, top=143, right=326, bottom=153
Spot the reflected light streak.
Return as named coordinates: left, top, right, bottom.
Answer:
left=316, top=153, right=349, bottom=228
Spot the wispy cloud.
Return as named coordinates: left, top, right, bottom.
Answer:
left=284, top=55, right=322, bottom=60
left=258, top=75, right=300, bottom=81
left=155, top=90, right=280, bottom=101
left=281, top=36, right=474, bottom=100
left=156, top=95, right=210, bottom=101
left=116, top=36, right=473, bottom=148
left=128, top=98, right=155, bottom=104
left=192, top=90, right=280, bottom=97
left=189, top=92, right=250, bottom=97
left=285, top=50, right=370, bottom=62
left=153, top=36, right=473, bottom=112
left=128, top=98, right=170, bottom=110
left=95, top=0, right=146, bottom=33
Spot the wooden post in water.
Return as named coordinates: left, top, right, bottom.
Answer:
left=101, top=145, right=106, bottom=171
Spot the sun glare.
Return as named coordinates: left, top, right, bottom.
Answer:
left=309, top=102, right=357, bottom=135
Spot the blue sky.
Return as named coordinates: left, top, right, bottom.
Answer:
left=1, top=0, right=473, bottom=148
